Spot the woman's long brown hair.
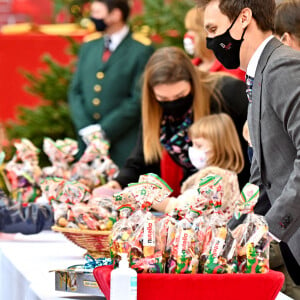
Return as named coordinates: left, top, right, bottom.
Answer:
left=142, top=46, right=223, bottom=163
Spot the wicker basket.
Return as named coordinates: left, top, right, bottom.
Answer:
left=52, top=226, right=111, bottom=258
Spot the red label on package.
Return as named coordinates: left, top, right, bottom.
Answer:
left=143, top=220, right=155, bottom=246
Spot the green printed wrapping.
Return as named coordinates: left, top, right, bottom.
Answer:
left=175, top=253, right=192, bottom=274
left=113, top=188, right=137, bottom=211
left=204, top=252, right=238, bottom=274
left=40, top=177, right=66, bottom=203
left=234, top=183, right=259, bottom=219
left=197, top=174, right=222, bottom=200
left=237, top=214, right=270, bottom=273
left=15, top=138, right=40, bottom=163
left=58, top=180, right=90, bottom=204
left=171, top=224, right=196, bottom=274
left=196, top=174, right=224, bottom=216
left=79, top=139, right=110, bottom=162
left=244, top=243, right=269, bottom=274
left=130, top=252, right=164, bottom=273
left=138, top=173, right=173, bottom=201
left=203, top=216, right=238, bottom=274
left=40, top=178, right=90, bottom=204
left=185, top=206, right=202, bottom=223
left=127, top=182, right=162, bottom=210
left=4, top=138, right=41, bottom=203
left=43, top=137, right=78, bottom=164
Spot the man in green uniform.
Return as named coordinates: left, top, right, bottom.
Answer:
left=68, top=0, right=154, bottom=167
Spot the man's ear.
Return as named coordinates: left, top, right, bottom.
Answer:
left=239, top=7, right=252, bottom=29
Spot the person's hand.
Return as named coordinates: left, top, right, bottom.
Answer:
left=242, top=121, right=252, bottom=146
left=104, top=180, right=122, bottom=190
left=92, top=181, right=122, bottom=197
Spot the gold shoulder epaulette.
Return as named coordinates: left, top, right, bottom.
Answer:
left=83, top=32, right=103, bottom=43
left=132, top=32, right=152, bottom=46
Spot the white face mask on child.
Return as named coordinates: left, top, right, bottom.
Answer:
left=188, top=146, right=207, bottom=170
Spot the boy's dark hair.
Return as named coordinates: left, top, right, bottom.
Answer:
left=275, top=0, right=300, bottom=40
left=197, top=0, right=275, bottom=32
left=94, top=0, right=130, bottom=22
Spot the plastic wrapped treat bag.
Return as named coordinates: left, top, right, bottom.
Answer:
left=168, top=206, right=200, bottom=274
left=42, top=137, right=78, bottom=179
left=126, top=176, right=172, bottom=273
left=129, top=210, right=164, bottom=273
left=40, top=177, right=89, bottom=227
left=192, top=215, right=209, bottom=266
left=156, top=212, right=177, bottom=272
left=188, top=174, right=238, bottom=274
left=110, top=188, right=137, bottom=266
left=4, top=139, right=41, bottom=203
left=177, top=167, right=240, bottom=220
left=203, top=214, right=238, bottom=274
left=71, top=124, right=119, bottom=189
left=233, top=183, right=270, bottom=274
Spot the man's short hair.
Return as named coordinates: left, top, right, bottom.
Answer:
left=94, top=0, right=131, bottom=22
left=197, top=0, right=276, bottom=32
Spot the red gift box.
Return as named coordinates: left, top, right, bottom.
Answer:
left=93, top=265, right=284, bottom=300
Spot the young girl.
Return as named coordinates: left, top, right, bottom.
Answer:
left=153, top=113, right=244, bottom=214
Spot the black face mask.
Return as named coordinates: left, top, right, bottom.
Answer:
left=90, top=17, right=108, bottom=32
left=158, top=93, right=193, bottom=117
left=206, top=16, right=247, bottom=69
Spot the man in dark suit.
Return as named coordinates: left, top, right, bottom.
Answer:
left=68, top=0, right=154, bottom=168
left=198, top=0, right=300, bottom=298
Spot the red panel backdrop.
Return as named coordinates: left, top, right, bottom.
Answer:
left=0, top=33, right=84, bottom=122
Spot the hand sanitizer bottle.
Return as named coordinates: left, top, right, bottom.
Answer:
left=110, top=253, right=137, bottom=300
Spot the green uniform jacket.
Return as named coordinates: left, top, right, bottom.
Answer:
left=68, top=31, right=154, bottom=167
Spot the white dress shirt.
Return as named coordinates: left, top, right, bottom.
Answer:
left=246, top=35, right=274, bottom=77
left=105, top=25, right=129, bottom=52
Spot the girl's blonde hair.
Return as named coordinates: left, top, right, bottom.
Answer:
left=184, top=7, right=214, bottom=60
left=189, top=113, right=244, bottom=173
left=142, top=46, right=223, bottom=163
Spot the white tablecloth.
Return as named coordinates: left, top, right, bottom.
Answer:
left=0, top=230, right=293, bottom=300
left=0, top=230, right=105, bottom=300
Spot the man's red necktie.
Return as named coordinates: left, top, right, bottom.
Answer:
left=102, top=37, right=111, bottom=62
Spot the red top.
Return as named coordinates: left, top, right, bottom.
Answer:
left=210, top=59, right=246, bottom=82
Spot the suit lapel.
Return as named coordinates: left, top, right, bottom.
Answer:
left=250, top=38, right=282, bottom=169
left=250, top=67, right=263, bottom=167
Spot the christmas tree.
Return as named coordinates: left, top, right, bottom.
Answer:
left=131, top=0, right=194, bottom=48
